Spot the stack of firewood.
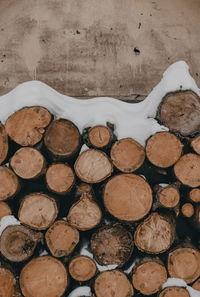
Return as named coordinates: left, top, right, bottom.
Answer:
left=0, top=90, right=200, bottom=297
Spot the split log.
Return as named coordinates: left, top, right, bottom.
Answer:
left=134, top=213, right=175, bottom=254
left=0, top=225, right=42, bottom=262
left=0, top=166, right=20, bottom=201
left=5, top=106, right=52, bottom=146
left=46, top=163, right=75, bottom=194
left=69, top=255, right=96, bottom=281
left=146, top=132, right=183, bottom=168
left=158, top=287, right=190, bottom=297
left=0, top=266, right=17, bottom=297
left=20, top=256, right=68, bottom=297
left=44, top=119, right=80, bottom=160
left=174, top=153, right=200, bottom=187
left=10, top=147, right=46, bottom=179
left=157, top=90, right=200, bottom=136
left=90, top=223, right=134, bottom=267
left=131, top=257, right=167, bottom=295
left=191, top=135, right=200, bottom=154
left=103, top=173, right=152, bottom=221
left=0, top=202, right=12, bottom=220
left=45, top=220, right=79, bottom=257
left=189, top=188, right=200, bottom=203
left=167, top=246, right=200, bottom=283
left=87, top=125, right=112, bottom=149
left=74, top=149, right=113, bottom=183
left=192, top=278, right=200, bottom=291
left=0, top=122, right=8, bottom=164
left=18, top=193, right=58, bottom=230
left=181, top=203, right=194, bottom=218
left=110, top=138, right=145, bottom=173
left=94, top=270, right=134, bottom=297
left=153, top=184, right=180, bottom=210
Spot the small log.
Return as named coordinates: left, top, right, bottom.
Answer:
left=0, top=122, right=8, bottom=164
left=153, top=184, right=180, bottom=210
left=0, top=202, right=12, bottom=220
left=44, top=119, right=80, bottom=160
left=134, top=213, right=175, bottom=254
left=0, top=266, right=17, bottom=297
left=174, top=153, right=200, bottom=187
left=46, top=163, right=75, bottom=194
left=167, top=246, right=200, bottom=284
left=0, top=225, right=42, bottom=262
left=69, top=255, right=96, bottom=281
left=192, top=278, right=200, bottom=291
left=181, top=203, right=194, bottom=218
left=88, top=125, right=112, bottom=149
left=146, top=132, right=183, bottom=168
left=5, top=106, right=52, bottom=146
left=20, top=256, right=68, bottom=297
left=157, top=90, right=200, bottom=136
left=18, top=193, right=58, bottom=230
left=189, top=188, right=200, bottom=203
left=45, top=220, right=79, bottom=257
left=131, top=257, right=167, bottom=295
left=10, top=147, right=46, bottom=179
left=90, top=223, right=134, bottom=267
left=74, top=149, right=113, bottom=183
left=0, top=166, right=20, bottom=201
left=94, top=270, right=134, bottom=297
left=158, top=287, right=190, bottom=297
left=110, top=138, right=145, bottom=173
left=191, top=135, right=200, bottom=154
left=103, top=173, right=152, bottom=222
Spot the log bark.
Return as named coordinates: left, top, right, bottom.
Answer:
left=146, top=132, right=183, bottom=168
left=45, top=220, right=79, bottom=257
left=131, top=257, right=167, bottom=295
left=74, top=149, right=113, bottom=183
left=44, top=119, right=80, bottom=160
left=0, top=122, right=8, bottom=164
left=20, top=256, right=68, bottom=297
left=90, top=223, right=134, bottom=267
left=153, top=184, right=180, bottom=211
left=0, top=166, right=20, bottom=201
left=192, top=278, right=200, bottom=291
left=110, top=137, right=145, bottom=173
left=87, top=125, right=112, bottom=149
left=0, top=201, right=12, bottom=220
left=0, top=225, right=42, bottom=262
left=46, top=163, right=75, bottom=194
left=181, top=203, right=194, bottom=218
left=157, top=90, right=200, bottom=136
left=189, top=188, right=200, bottom=203
left=158, top=287, right=190, bottom=297
left=69, top=255, right=96, bottom=281
left=0, top=265, right=17, bottom=297
left=103, top=173, right=152, bottom=222
left=18, top=193, right=58, bottom=230
left=94, top=270, right=134, bottom=297
left=10, top=147, right=46, bottom=179
left=134, top=212, right=175, bottom=254
left=191, top=135, right=200, bottom=154
left=5, top=106, right=52, bottom=146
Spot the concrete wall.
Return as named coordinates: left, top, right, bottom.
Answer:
left=0, top=0, right=199, bottom=99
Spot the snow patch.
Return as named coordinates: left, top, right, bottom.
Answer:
left=0, top=215, right=21, bottom=235
left=79, top=144, right=89, bottom=154
left=163, top=278, right=200, bottom=297
left=68, top=286, right=92, bottom=297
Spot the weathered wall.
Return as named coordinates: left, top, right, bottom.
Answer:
left=0, top=0, right=199, bottom=99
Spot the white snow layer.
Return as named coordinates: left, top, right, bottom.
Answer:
left=163, top=278, right=200, bottom=297
left=0, top=215, right=21, bottom=235
left=0, top=61, right=199, bottom=146
left=68, top=286, right=92, bottom=297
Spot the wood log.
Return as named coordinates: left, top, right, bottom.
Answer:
left=189, top=188, right=200, bottom=203
left=0, top=266, right=17, bottom=297
left=0, top=201, right=12, bottom=220
left=181, top=203, right=194, bottom=218
left=110, top=137, right=145, bottom=173
left=44, top=119, right=80, bottom=160
left=134, top=212, right=175, bottom=254
left=146, top=132, right=183, bottom=168
left=45, top=220, right=79, bottom=257
left=74, top=149, right=113, bottom=183
left=46, top=163, right=75, bottom=194
left=94, top=270, right=134, bottom=297
left=10, top=147, right=46, bottom=179
left=191, top=204, right=200, bottom=230
left=191, top=135, right=200, bottom=154
left=153, top=184, right=180, bottom=210
left=192, top=278, right=200, bottom=291
left=90, top=223, right=134, bottom=267
left=103, top=173, right=152, bottom=222
left=0, top=225, right=42, bottom=262
left=131, top=257, right=167, bottom=295
left=157, top=90, right=200, bottom=136
left=158, top=287, right=190, bottom=297
left=20, top=256, right=68, bottom=297
left=0, top=166, right=20, bottom=201
left=167, top=246, right=200, bottom=283
left=5, top=106, right=52, bottom=146
left=0, top=122, right=8, bottom=164
left=69, top=255, right=96, bottom=281
left=18, top=193, right=58, bottom=230
left=174, top=153, right=200, bottom=187
left=87, top=125, right=112, bottom=149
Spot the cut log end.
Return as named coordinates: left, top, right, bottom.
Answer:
left=111, top=138, right=145, bottom=173
left=0, top=122, right=8, bottom=165
left=45, top=220, right=79, bottom=257
left=5, top=106, right=52, bottom=146
left=0, top=167, right=20, bottom=201
left=158, top=287, right=190, bottom=297
left=20, top=256, right=68, bottom=297
left=146, top=132, right=183, bottom=168
left=0, top=267, right=16, bottom=297
left=104, top=174, right=152, bottom=221
left=69, top=256, right=96, bottom=281
left=181, top=203, right=194, bottom=218
left=0, top=201, right=12, bottom=220
left=158, top=186, right=180, bottom=208
left=88, top=126, right=111, bottom=148
left=191, top=135, right=200, bottom=154
left=189, top=188, right=200, bottom=203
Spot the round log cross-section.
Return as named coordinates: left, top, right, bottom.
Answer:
left=0, top=122, right=8, bottom=165
left=158, top=287, right=190, bottom=297
left=0, top=202, right=12, bottom=220
left=69, top=256, right=96, bottom=282
left=88, top=126, right=112, bottom=149
left=0, top=267, right=16, bottom=297
left=0, top=167, right=20, bottom=201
